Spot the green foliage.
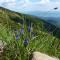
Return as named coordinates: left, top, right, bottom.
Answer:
left=0, top=7, right=60, bottom=60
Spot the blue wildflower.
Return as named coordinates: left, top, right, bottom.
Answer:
left=28, top=26, right=31, bottom=32
left=28, top=23, right=33, bottom=33
left=20, top=28, right=24, bottom=34
left=16, top=35, right=20, bottom=41
left=23, top=38, right=29, bottom=47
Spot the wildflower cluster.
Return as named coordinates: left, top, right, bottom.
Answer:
left=15, top=20, right=36, bottom=47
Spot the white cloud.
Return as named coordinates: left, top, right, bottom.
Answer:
left=17, top=0, right=60, bottom=13
left=0, top=0, right=60, bottom=12
left=6, top=2, right=16, bottom=7
left=23, top=0, right=50, bottom=4
left=40, top=0, right=50, bottom=4
left=0, top=0, right=16, bottom=8
left=0, top=0, right=15, bottom=3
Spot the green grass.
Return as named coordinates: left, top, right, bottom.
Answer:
left=0, top=7, right=60, bottom=60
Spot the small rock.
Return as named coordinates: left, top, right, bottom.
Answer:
left=0, top=40, right=7, bottom=53
left=31, top=52, right=59, bottom=60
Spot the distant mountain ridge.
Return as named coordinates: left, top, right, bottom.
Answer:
left=27, top=11, right=60, bottom=28
left=42, top=17, right=60, bottom=28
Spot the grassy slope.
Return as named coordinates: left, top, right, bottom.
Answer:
left=0, top=7, right=60, bottom=60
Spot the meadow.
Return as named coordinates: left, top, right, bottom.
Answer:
left=0, top=7, right=60, bottom=60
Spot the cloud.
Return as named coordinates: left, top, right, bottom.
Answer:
left=0, top=0, right=15, bottom=3
left=39, top=0, right=50, bottom=4
left=0, top=0, right=16, bottom=8
left=16, top=0, right=60, bottom=13
left=6, top=2, right=16, bottom=7
left=24, top=0, right=50, bottom=4
left=0, top=0, right=60, bottom=13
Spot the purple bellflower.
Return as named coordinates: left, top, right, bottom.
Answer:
left=16, top=35, right=20, bottom=41
left=23, top=38, right=29, bottom=47
left=20, top=28, right=24, bottom=34
left=28, top=26, right=31, bottom=32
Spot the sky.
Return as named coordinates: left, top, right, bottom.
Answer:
left=0, top=0, right=60, bottom=13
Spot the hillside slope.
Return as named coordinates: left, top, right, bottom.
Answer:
left=0, top=7, right=60, bottom=60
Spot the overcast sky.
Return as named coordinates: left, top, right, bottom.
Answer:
left=0, top=0, right=60, bottom=13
